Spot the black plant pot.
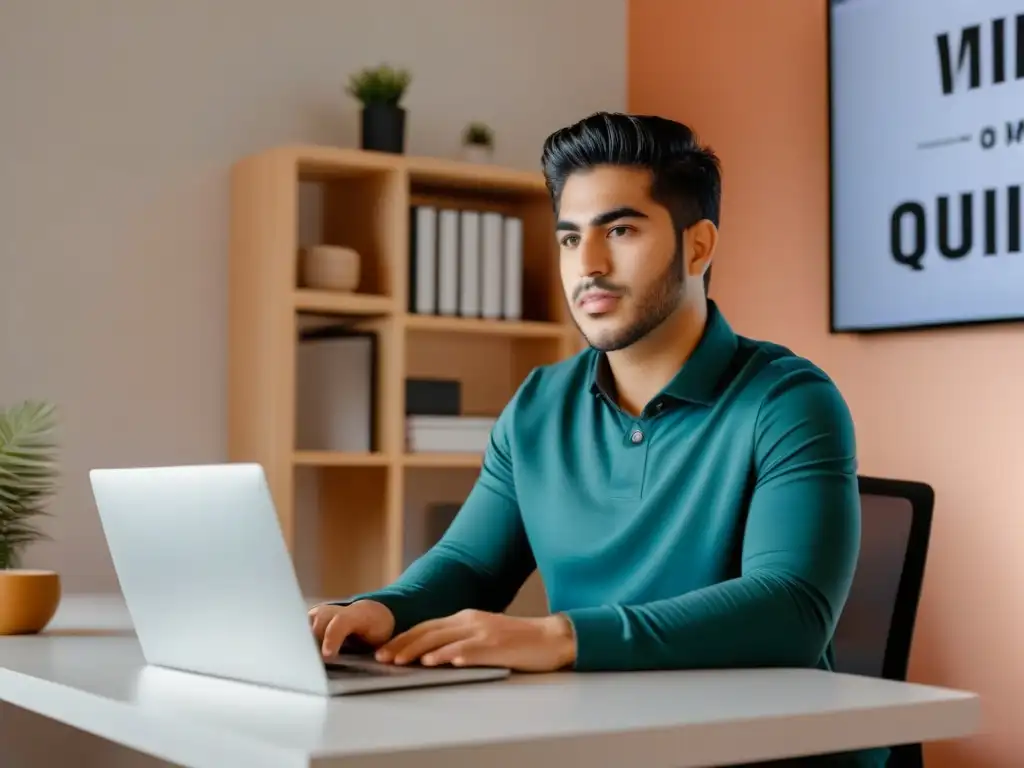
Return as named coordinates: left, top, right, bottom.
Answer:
left=360, top=103, right=406, bottom=154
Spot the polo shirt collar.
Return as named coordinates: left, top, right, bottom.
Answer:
left=589, top=300, right=739, bottom=407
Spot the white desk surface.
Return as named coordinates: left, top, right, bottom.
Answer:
left=0, top=594, right=979, bottom=768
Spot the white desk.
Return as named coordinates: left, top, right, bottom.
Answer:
left=0, top=595, right=979, bottom=768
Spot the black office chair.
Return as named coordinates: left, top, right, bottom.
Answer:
left=831, top=476, right=935, bottom=768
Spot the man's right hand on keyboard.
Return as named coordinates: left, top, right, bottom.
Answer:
left=309, top=600, right=395, bottom=658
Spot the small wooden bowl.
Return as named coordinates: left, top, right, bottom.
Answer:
left=299, top=245, right=361, bottom=292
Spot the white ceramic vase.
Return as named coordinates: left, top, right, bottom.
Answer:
left=460, top=144, right=493, bottom=164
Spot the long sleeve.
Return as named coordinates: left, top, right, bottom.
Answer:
left=562, top=364, right=862, bottom=671
left=335, top=397, right=536, bottom=636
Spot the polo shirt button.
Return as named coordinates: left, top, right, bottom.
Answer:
left=630, top=429, right=644, bottom=444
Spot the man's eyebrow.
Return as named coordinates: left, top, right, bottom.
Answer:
left=555, top=207, right=649, bottom=232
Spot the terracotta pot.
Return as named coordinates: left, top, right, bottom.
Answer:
left=0, top=569, right=61, bottom=635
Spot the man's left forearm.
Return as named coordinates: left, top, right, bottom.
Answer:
left=561, top=570, right=834, bottom=672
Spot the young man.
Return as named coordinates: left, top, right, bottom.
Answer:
left=311, top=113, right=879, bottom=765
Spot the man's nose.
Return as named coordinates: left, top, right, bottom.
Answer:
left=578, top=237, right=611, bottom=278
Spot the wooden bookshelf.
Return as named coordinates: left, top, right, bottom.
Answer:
left=228, top=145, right=579, bottom=599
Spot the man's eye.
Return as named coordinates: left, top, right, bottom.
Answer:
left=608, top=226, right=632, bottom=237
left=560, top=234, right=580, bottom=247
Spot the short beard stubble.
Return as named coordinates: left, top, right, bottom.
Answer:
left=573, top=240, right=686, bottom=353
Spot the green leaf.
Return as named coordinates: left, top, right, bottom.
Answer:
left=344, top=63, right=412, bottom=106
left=462, top=121, right=494, bottom=147
left=0, top=399, right=60, bottom=566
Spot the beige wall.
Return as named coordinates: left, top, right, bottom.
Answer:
left=0, top=0, right=625, bottom=598
left=2, top=1, right=624, bottom=763
left=629, top=1, right=1023, bottom=765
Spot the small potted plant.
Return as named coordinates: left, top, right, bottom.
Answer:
left=461, top=121, right=494, bottom=163
left=345, top=63, right=412, bottom=154
left=0, top=400, right=62, bottom=635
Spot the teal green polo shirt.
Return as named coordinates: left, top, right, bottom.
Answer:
left=349, top=300, right=882, bottom=764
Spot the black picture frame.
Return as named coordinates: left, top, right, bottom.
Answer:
left=825, top=0, right=1024, bottom=335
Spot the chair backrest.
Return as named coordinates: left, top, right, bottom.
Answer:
left=832, top=476, right=935, bottom=682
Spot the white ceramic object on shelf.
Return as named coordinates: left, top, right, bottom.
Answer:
left=460, top=144, right=493, bottom=164
left=299, top=245, right=360, bottom=292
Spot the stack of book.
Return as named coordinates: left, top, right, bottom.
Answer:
left=409, top=205, right=523, bottom=319
left=406, top=415, right=496, bottom=453
left=404, top=378, right=496, bottom=453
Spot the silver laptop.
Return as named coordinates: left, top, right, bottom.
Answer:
left=89, top=462, right=510, bottom=696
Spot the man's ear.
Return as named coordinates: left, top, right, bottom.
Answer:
left=684, top=219, right=718, bottom=282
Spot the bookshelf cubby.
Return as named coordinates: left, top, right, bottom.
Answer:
left=228, top=145, right=580, bottom=602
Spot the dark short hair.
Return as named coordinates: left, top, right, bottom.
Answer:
left=540, top=112, right=721, bottom=293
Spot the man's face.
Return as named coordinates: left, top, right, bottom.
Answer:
left=555, top=165, right=690, bottom=352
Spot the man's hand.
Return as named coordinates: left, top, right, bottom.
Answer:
left=373, top=609, right=576, bottom=672
left=308, top=600, right=395, bottom=657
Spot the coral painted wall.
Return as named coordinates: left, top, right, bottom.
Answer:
left=628, top=1, right=1024, bottom=765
